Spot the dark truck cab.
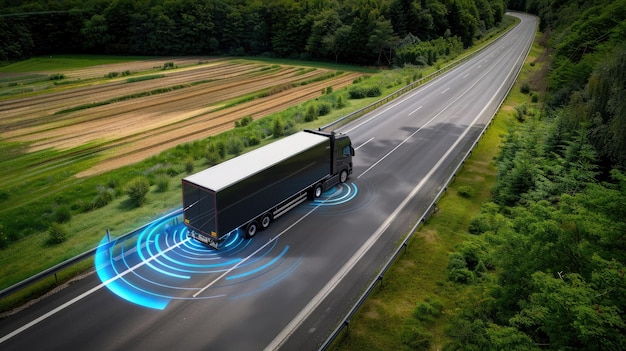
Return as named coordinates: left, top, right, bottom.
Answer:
left=182, top=129, right=354, bottom=249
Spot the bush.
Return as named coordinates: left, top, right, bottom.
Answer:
left=226, top=136, right=244, bottom=155
left=348, top=87, right=367, bottom=99
left=185, top=158, right=194, bottom=174
left=305, top=105, right=318, bottom=122
left=457, top=185, right=474, bottom=198
left=245, top=132, right=261, bottom=147
left=272, top=118, right=284, bottom=138
left=206, top=149, right=221, bottom=166
left=468, top=215, right=490, bottom=235
left=317, top=103, right=331, bottom=116
left=88, top=186, right=115, bottom=210
left=53, top=205, right=72, bottom=223
left=49, top=73, right=65, bottom=80
left=154, top=174, right=170, bottom=192
left=235, top=115, right=253, bottom=128
left=48, top=222, right=67, bottom=244
left=520, top=82, right=531, bottom=94
left=125, top=176, right=150, bottom=207
left=335, top=95, right=346, bottom=109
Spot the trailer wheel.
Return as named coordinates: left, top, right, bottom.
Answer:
left=339, top=169, right=349, bottom=183
left=314, top=184, right=324, bottom=198
left=245, top=222, right=258, bottom=238
left=260, top=214, right=271, bottom=230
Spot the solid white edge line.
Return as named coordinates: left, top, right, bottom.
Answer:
left=265, top=27, right=527, bottom=350
left=0, top=238, right=189, bottom=344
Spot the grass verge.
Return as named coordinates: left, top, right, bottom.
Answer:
left=330, top=28, right=545, bottom=351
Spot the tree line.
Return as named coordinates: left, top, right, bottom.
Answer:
left=0, top=0, right=505, bottom=66
left=442, top=0, right=626, bottom=349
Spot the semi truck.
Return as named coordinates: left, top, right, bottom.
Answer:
left=182, top=129, right=354, bottom=249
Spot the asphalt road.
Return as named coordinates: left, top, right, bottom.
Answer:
left=0, top=12, right=537, bottom=351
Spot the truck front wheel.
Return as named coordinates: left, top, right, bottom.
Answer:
left=313, top=184, right=323, bottom=198
left=245, top=222, right=258, bottom=238
left=340, top=169, right=349, bottom=183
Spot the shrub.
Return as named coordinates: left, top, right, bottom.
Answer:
left=106, top=71, right=119, bottom=79
left=305, top=105, right=318, bottom=122
left=245, top=132, right=261, bottom=147
left=89, top=186, right=115, bottom=210
left=226, top=136, right=244, bottom=155
left=53, top=205, right=72, bottom=223
left=154, top=174, right=170, bottom=192
left=520, top=82, right=531, bottom=94
left=457, top=185, right=474, bottom=198
left=185, top=158, right=194, bottom=174
left=235, top=115, right=253, bottom=128
left=531, top=92, right=539, bottom=103
left=447, top=268, right=473, bottom=284
left=335, top=95, right=346, bottom=109
left=125, top=176, right=150, bottom=207
left=272, top=118, right=284, bottom=138
left=49, top=73, right=65, bottom=80
left=206, top=149, right=221, bottom=166
left=366, top=86, right=381, bottom=97
left=317, top=103, right=331, bottom=116
left=48, top=222, right=67, bottom=244
left=468, top=215, right=490, bottom=235
left=348, top=87, right=367, bottom=99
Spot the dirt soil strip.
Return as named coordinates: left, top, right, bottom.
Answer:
left=2, top=65, right=323, bottom=145
left=75, top=72, right=362, bottom=177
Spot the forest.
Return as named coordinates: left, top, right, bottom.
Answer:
left=0, top=0, right=505, bottom=66
left=440, top=0, right=626, bottom=349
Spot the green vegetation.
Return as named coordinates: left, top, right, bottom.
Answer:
left=0, top=10, right=518, bottom=312
left=0, top=0, right=506, bottom=66
left=333, top=1, right=626, bottom=350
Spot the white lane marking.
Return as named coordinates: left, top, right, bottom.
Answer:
left=266, top=23, right=529, bottom=350
left=0, top=238, right=189, bottom=344
left=194, top=197, right=329, bottom=297
left=408, top=106, right=422, bottom=116
left=463, top=73, right=470, bottom=79
left=440, top=87, right=450, bottom=94
left=355, top=137, right=374, bottom=150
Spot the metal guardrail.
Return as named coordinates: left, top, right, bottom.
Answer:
left=1, top=15, right=521, bottom=340
left=0, top=208, right=182, bottom=300
left=318, top=16, right=530, bottom=350
left=319, top=21, right=514, bottom=133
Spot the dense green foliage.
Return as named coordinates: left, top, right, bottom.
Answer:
left=0, top=0, right=505, bottom=66
left=441, top=1, right=626, bottom=349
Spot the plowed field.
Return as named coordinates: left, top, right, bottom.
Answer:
left=0, top=57, right=363, bottom=177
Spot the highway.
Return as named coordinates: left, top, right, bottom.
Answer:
left=0, top=12, right=536, bottom=351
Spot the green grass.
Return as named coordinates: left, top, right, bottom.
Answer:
left=0, top=55, right=153, bottom=72
left=330, top=30, right=545, bottom=351
left=0, top=17, right=519, bottom=313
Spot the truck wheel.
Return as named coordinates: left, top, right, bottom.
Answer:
left=314, top=184, right=323, bottom=198
left=260, top=214, right=271, bottom=230
left=339, top=169, right=349, bottom=183
left=245, top=222, right=258, bottom=238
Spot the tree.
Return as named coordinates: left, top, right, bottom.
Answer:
left=367, top=16, right=399, bottom=65
left=81, top=14, right=112, bottom=51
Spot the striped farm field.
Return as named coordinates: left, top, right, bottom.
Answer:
left=0, top=57, right=364, bottom=179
